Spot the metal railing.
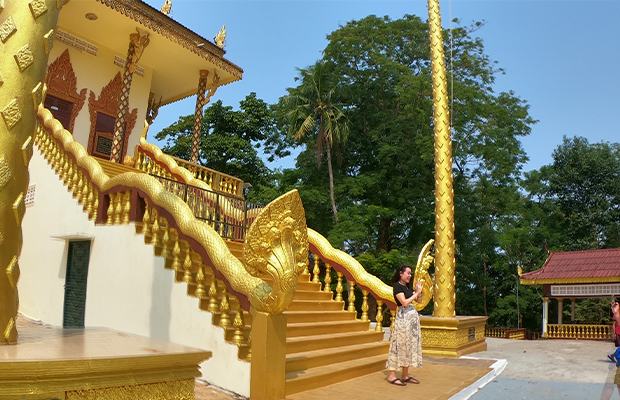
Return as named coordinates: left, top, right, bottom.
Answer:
left=152, top=174, right=262, bottom=241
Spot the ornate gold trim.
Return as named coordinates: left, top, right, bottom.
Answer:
left=521, top=277, right=620, bottom=285
left=46, top=49, right=86, bottom=133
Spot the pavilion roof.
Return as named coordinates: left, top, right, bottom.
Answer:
left=520, top=248, right=620, bottom=285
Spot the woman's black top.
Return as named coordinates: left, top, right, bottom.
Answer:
left=393, top=282, right=413, bottom=307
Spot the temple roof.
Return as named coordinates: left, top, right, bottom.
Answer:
left=520, top=248, right=620, bottom=285
left=59, top=0, right=243, bottom=105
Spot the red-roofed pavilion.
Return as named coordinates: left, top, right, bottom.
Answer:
left=521, top=248, right=620, bottom=339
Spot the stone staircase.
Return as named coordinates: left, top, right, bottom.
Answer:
left=227, top=241, right=390, bottom=396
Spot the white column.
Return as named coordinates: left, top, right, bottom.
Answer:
left=542, top=297, right=549, bottom=337
left=570, top=298, right=576, bottom=322
left=558, top=298, right=564, bottom=325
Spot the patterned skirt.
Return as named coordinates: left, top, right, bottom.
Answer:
left=386, top=305, right=423, bottom=370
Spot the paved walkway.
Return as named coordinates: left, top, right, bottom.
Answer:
left=467, top=337, right=620, bottom=400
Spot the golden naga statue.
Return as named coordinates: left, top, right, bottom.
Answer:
left=413, top=239, right=435, bottom=311
left=244, top=190, right=309, bottom=313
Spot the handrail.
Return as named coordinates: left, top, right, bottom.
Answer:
left=170, top=155, right=244, bottom=198
left=36, top=110, right=306, bottom=314
left=546, top=323, right=613, bottom=340
left=152, top=174, right=262, bottom=241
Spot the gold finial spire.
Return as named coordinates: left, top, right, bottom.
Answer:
left=160, top=0, right=172, bottom=16
left=214, top=25, right=226, bottom=49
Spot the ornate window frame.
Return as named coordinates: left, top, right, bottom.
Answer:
left=46, top=49, right=87, bottom=134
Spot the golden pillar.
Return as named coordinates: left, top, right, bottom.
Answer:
left=0, top=0, right=63, bottom=344
left=250, top=311, right=287, bottom=400
left=427, top=0, right=455, bottom=318
left=109, top=29, right=149, bottom=163
left=189, top=70, right=219, bottom=164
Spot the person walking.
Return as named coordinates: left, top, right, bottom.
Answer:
left=386, top=264, right=423, bottom=386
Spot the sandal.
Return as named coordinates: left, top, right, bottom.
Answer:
left=402, top=376, right=420, bottom=384
left=388, top=378, right=406, bottom=386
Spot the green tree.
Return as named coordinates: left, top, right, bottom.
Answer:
left=155, top=93, right=288, bottom=189
left=283, top=61, right=349, bottom=223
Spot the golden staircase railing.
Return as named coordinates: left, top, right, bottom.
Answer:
left=34, top=109, right=308, bottom=366
left=546, top=324, right=613, bottom=340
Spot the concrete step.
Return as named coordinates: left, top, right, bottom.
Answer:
left=284, top=353, right=387, bottom=396
left=286, top=340, right=389, bottom=372
left=286, top=331, right=384, bottom=354
left=286, top=320, right=371, bottom=338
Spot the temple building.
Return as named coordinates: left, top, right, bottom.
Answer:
left=520, top=248, right=620, bottom=340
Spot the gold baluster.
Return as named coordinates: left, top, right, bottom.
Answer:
left=232, top=304, right=245, bottom=346
left=195, top=265, right=206, bottom=298
left=171, top=232, right=181, bottom=276
left=151, top=209, right=160, bottom=248
left=335, top=271, right=344, bottom=302
left=324, top=263, right=332, bottom=295
left=93, top=188, right=99, bottom=221
left=390, top=309, right=396, bottom=333
left=140, top=204, right=151, bottom=235
left=60, top=154, right=68, bottom=183
left=348, top=281, right=356, bottom=312
left=106, top=194, right=114, bottom=225
left=207, top=279, right=219, bottom=313
left=86, top=183, right=94, bottom=217
left=75, top=170, right=83, bottom=200
left=246, top=329, right=252, bottom=362
left=122, top=191, right=131, bottom=224
left=183, top=252, right=193, bottom=285
left=114, top=192, right=123, bottom=225
left=160, top=225, right=170, bottom=260
left=219, top=283, right=231, bottom=329
left=375, top=300, right=384, bottom=332
left=303, top=254, right=310, bottom=275
left=361, top=290, right=369, bottom=322
left=80, top=173, right=89, bottom=205
left=312, top=256, right=320, bottom=284
left=66, top=162, right=74, bottom=191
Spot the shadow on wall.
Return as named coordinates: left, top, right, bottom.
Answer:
left=149, top=256, right=173, bottom=341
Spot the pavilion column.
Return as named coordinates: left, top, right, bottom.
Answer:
left=557, top=298, right=564, bottom=325
left=109, top=29, right=150, bottom=163
left=542, top=297, right=549, bottom=337
left=190, top=70, right=219, bottom=164
left=570, top=298, right=576, bottom=322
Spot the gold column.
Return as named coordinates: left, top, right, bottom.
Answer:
left=428, top=0, right=455, bottom=318
left=250, top=312, right=286, bottom=400
left=190, top=70, right=219, bottom=164
left=0, top=0, right=63, bottom=344
left=109, top=29, right=149, bottom=163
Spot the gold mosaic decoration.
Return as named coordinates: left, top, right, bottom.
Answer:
left=14, top=44, right=35, bottom=72
left=1, top=97, right=22, bottom=130
left=65, top=379, right=194, bottom=400
left=21, top=136, right=33, bottom=167
left=0, top=155, right=9, bottom=189
left=12, top=192, right=25, bottom=226
left=28, top=0, right=48, bottom=20
left=31, top=81, right=43, bottom=110
left=6, top=256, right=19, bottom=290
left=43, top=28, right=54, bottom=54
left=0, top=16, right=17, bottom=43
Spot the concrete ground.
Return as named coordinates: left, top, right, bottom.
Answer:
left=467, top=337, right=620, bottom=400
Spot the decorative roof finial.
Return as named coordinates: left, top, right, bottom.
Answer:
left=214, top=25, right=226, bottom=49
left=160, top=0, right=172, bottom=16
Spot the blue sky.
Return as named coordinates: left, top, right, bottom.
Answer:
left=143, top=0, right=620, bottom=172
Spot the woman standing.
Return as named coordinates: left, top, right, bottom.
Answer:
left=386, top=264, right=423, bottom=386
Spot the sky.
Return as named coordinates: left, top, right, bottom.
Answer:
left=143, top=0, right=620, bottom=173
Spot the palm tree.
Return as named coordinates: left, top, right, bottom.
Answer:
left=285, top=61, right=349, bottom=223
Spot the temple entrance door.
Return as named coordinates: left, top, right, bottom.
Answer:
left=63, top=241, right=91, bottom=328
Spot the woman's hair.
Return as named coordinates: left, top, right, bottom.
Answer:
left=391, top=264, right=412, bottom=285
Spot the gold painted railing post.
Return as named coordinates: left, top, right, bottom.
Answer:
left=335, top=272, right=344, bottom=302
left=347, top=281, right=356, bottom=312
left=207, top=279, right=219, bottom=313
left=361, top=290, right=369, bottom=322
left=250, top=312, right=287, bottom=400
left=324, top=263, right=332, bottom=295
left=232, top=304, right=245, bottom=346
left=195, top=266, right=206, bottom=299
left=219, top=283, right=231, bottom=329
left=312, top=256, right=320, bottom=284
left=390, top=309, right=396, bottom=334
left=375, top=300, right=384, bottom=332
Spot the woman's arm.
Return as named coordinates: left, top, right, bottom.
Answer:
left=395, top=283, right=423, bottom=307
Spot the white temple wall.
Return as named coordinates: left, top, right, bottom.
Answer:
left=19, top=149, right=250, bottom=397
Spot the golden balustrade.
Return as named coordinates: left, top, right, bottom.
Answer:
left=485, top=327, right=509, bottom=338
left=546, top=324, right=613, bottom=340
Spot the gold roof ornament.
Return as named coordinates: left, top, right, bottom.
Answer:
left=214, top=25, right=226, bottom=49
left=518, top=265, right=523, bottom=278
left=160, top=0, right=172, bottom=16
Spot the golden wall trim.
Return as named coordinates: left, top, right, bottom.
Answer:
left=65, top=379, right=194, bottom=400
left=521, top=277, right=620, bottom=285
